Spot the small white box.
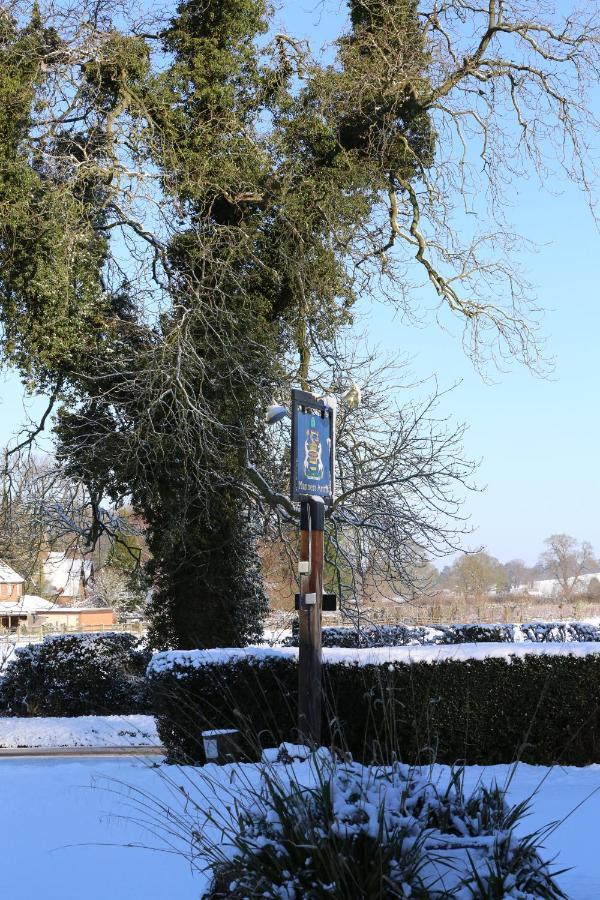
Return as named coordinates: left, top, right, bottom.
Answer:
left=298, top=560, right=310, bottom=575
left=304, top=592, right=317, bottom=606
left=203, top=738, right=219, bottom=760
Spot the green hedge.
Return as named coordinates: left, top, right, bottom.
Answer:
left=149, top=650, right=600, bottom=767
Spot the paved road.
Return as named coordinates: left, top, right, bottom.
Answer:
left=0, top=745, right=164, bottom=758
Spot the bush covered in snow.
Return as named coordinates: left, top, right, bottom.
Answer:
left=0, top=632, right=151, bottom=716
left=149, top=647, right=600, bottom=766
left=285, top=620, right=600, bottom=648
left=519, top=621, right=600, bottom=642
left=439, top=623, right=517, bottom=644
left=202, top=747, right=565, bottom=899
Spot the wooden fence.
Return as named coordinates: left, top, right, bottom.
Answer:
left=265, top=597, right=600, bottom=635
left=0, top=620, right=147, bottom=645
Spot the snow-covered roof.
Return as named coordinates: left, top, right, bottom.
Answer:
left=42, top=552, right=93, bottom=597
left=517, top=571, right=600, bottom=597
left=0, top=595, right=58, bottom=614
left=35, top=606, right=113, bottom=614
left=0, top=560, right=24, bottom=585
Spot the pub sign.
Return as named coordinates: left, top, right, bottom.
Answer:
left=290, top=389, right=335, bottom=504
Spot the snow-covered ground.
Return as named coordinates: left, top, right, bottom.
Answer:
left=0, top=714, right=159, bottom=748
left=0, top=757, right=197, bottom=900
left=0, top=755, right=599, bottom=898
left=461, top=763, right=600, bottom=898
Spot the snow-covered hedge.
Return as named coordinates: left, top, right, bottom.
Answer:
left=148, top=643, right=600, bottom=766
left=202, top=748, right=564, bottom=899
left=0, top=632, right=151, bottom=716
left=284, top=619, right=600, bottom=648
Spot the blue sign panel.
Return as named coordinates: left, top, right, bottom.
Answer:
left=290, top=391, right=335, bottom=503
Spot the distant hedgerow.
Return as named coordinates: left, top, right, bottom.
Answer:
left=284, top=620, right=600, bottom=648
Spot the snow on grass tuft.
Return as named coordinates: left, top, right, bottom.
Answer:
left=195, top=748, right=566, bottom=899
left=1, top=755, right=599, bottom=898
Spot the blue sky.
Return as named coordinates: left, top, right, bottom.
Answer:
left=1, top=0, right=598, bottom=566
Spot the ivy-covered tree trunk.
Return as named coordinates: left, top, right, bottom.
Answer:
left=135, top=298, right=272, bottom=649
left=0, top=1, right=447, bottom=649
left=147, top=491, right=267, bottom=649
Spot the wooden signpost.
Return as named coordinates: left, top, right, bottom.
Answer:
left=290, top=389, right=335, bottom=745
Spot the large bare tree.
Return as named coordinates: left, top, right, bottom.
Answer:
left=1, top=0, right=599, bottom=644
left=539, top=533, right=596, bottom=600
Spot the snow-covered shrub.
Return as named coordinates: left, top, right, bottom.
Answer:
left=149, top=653, right=297, bottom=763
left=520, top=622, right=600, bottom=643
left=285, top=619, right=600, bottom=648
left=148, top=647, right=600, bottom=766
left=201, top=750, right=564, bottom=899
left=439, top=623, right=515, bottom=644
left=287, top=623, right=431, bottom=648
left=284, top=622, right=516, bottom=647
left=0, top=632, right=151, bottom=716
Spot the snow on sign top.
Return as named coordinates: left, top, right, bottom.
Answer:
left=0, top=560, right=24, bottom=584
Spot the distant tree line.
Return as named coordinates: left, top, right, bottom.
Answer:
left=437, top=534, right=600, bottom=602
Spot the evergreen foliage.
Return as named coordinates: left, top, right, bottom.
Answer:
left=147, top=496, right=269, bottom=649
left=0, top=7, right=108, bottom=385
left=0, top=632, right=150, bottom=716
left=149, top=649, right=600, bottom=766
left=22, top=0, right=433, bottom=649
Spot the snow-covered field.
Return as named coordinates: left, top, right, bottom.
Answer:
left=0, top=756, right=196, bottom=900
left=0, top=714, right=159, bottom=748
left=0, top=755, right=599, bottom=898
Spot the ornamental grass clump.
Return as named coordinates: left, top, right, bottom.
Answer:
left=199, top=747, right=565, bottom=899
